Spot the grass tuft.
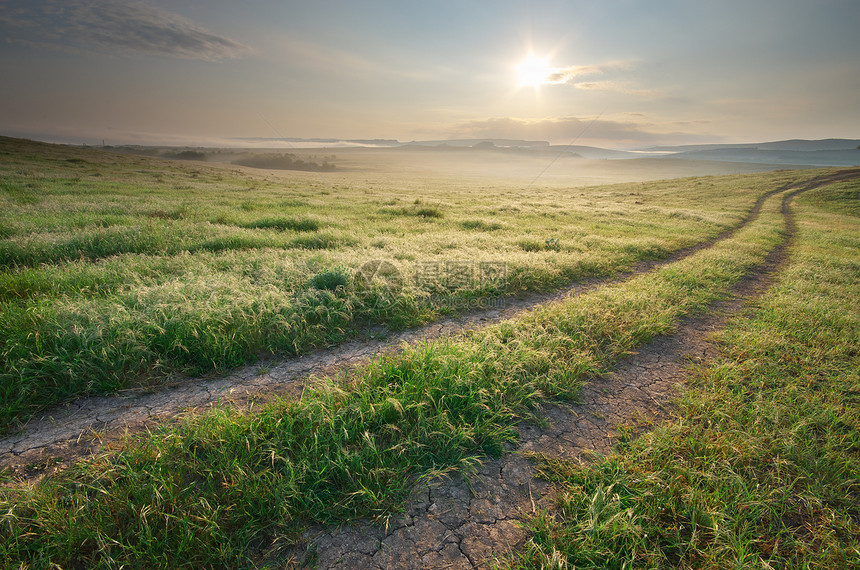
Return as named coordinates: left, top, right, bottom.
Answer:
left=309, top=267, right=351, bottom=291
left=289, top=233, right=348, bottom=250
left=460, top=219, right=503, bottom=231
left=380, top=205, right=445, bottom=218
left=518, top=238, right=562, bottom=252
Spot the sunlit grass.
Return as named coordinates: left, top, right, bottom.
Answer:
left=0, top=185, right=796, bottom=567
left=507, top=180, right=860, bottom=568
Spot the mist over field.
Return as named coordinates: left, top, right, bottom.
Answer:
left=106, top=137, right=860, bottom=188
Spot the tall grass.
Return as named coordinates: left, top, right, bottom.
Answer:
left=0, top=187, right=795, bottom=567
left=509, top=180, right=860, bottom=568
left=0, top=274, right=426, bottom=423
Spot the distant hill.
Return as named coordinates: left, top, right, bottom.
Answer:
left=546, top=145, right=648, bottom=159
left=640, top=139, right=860, bottom=167
left=756, top=139, right=860, bottom=151
left=394, top=140, right=645, bottom=159
left=672, top=148, right=858, bottom=167
left=233, top=137, right=401, bottom=147
left=402, top=139, right=550, bottom=148
left=215, top=137, right=860, bottom=167
left=5, top=133, right=857, bottom=167
left=643, top=138, right=860, bottom=153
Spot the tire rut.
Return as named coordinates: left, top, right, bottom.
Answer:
left=1, top=169, right=857, bottom=486
left=269, top=169, right=860, bottom=568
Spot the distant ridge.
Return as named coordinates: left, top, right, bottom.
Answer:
left=3, top=133, right=856, bottom=167
left=546, top=145, right=643, bottom=159
left=642, top=138, right=860, bottom=153
left=634, top=139, right=860, bottom=167
left=233, top=137, right=400, bottom=147
left=402, top=138, right=550, bottom=148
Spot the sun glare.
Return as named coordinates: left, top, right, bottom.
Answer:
left=516, top=55, right=553, bottom=88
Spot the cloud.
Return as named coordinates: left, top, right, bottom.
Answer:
left=573, top=81, right=657, bottom=96
left=542, top=63, right=606, bottom=84
left=450, top=116, right=714, bottom=146
left=519, top=59, right=653, bottom=96
left=0, top=0, right=250, bottom=61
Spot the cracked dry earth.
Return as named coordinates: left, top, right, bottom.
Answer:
left=2, top=170, right=858, bottom=567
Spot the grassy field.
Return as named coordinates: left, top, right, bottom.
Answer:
left=0, top=168, right=822, bottom=566
left=509, top=179, right=860, bottom=568
left=3, top=137, right=855, bottom=567
left=0, top=137, right=812, bottom=430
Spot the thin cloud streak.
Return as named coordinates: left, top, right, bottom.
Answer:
left=573, top=81, right=657, bottom=96
left=0, top=0, right=250, bottom=61
left=524, top=60, right=654, bottom=95
left=543, top=63, right=605, bottom=84
left=539, top=60, right=632, bottom=85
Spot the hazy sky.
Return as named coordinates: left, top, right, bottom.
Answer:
left=1, top=0, right=858, bottom=148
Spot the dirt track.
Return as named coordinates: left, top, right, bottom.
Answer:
left=2, top=170, right=858, bottom=567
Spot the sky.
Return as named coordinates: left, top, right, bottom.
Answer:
left=1, top=0, right=858, bottom=149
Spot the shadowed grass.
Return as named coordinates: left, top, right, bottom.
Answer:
left=288, top=233, right=352, bottom=250
left=0, top=187, right=795, bottom=567
left=379, top=205, right=445, bottom=218
left=243, top=217, right=320, bottom=232
left=507, top=180, right=860, bottom=568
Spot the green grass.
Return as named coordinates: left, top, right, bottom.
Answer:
left=0, top=138, right=821, bottom=430
left=460, top=219, right=503, bottom=231
left=507, top=179, right=860, bottom=568
left=0, top=183, right=799, bottom=567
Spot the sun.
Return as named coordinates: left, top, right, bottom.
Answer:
left=516, top=54, right=553, bottom=88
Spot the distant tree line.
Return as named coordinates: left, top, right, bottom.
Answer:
left=233, top=153, right=336, bottom=172
left=106, top=147, right=208, bottom=161
left=164, top=150, right=207, bottom=161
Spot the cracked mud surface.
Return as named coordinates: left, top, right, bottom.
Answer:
left=2, top=170, right=858, bottom=567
